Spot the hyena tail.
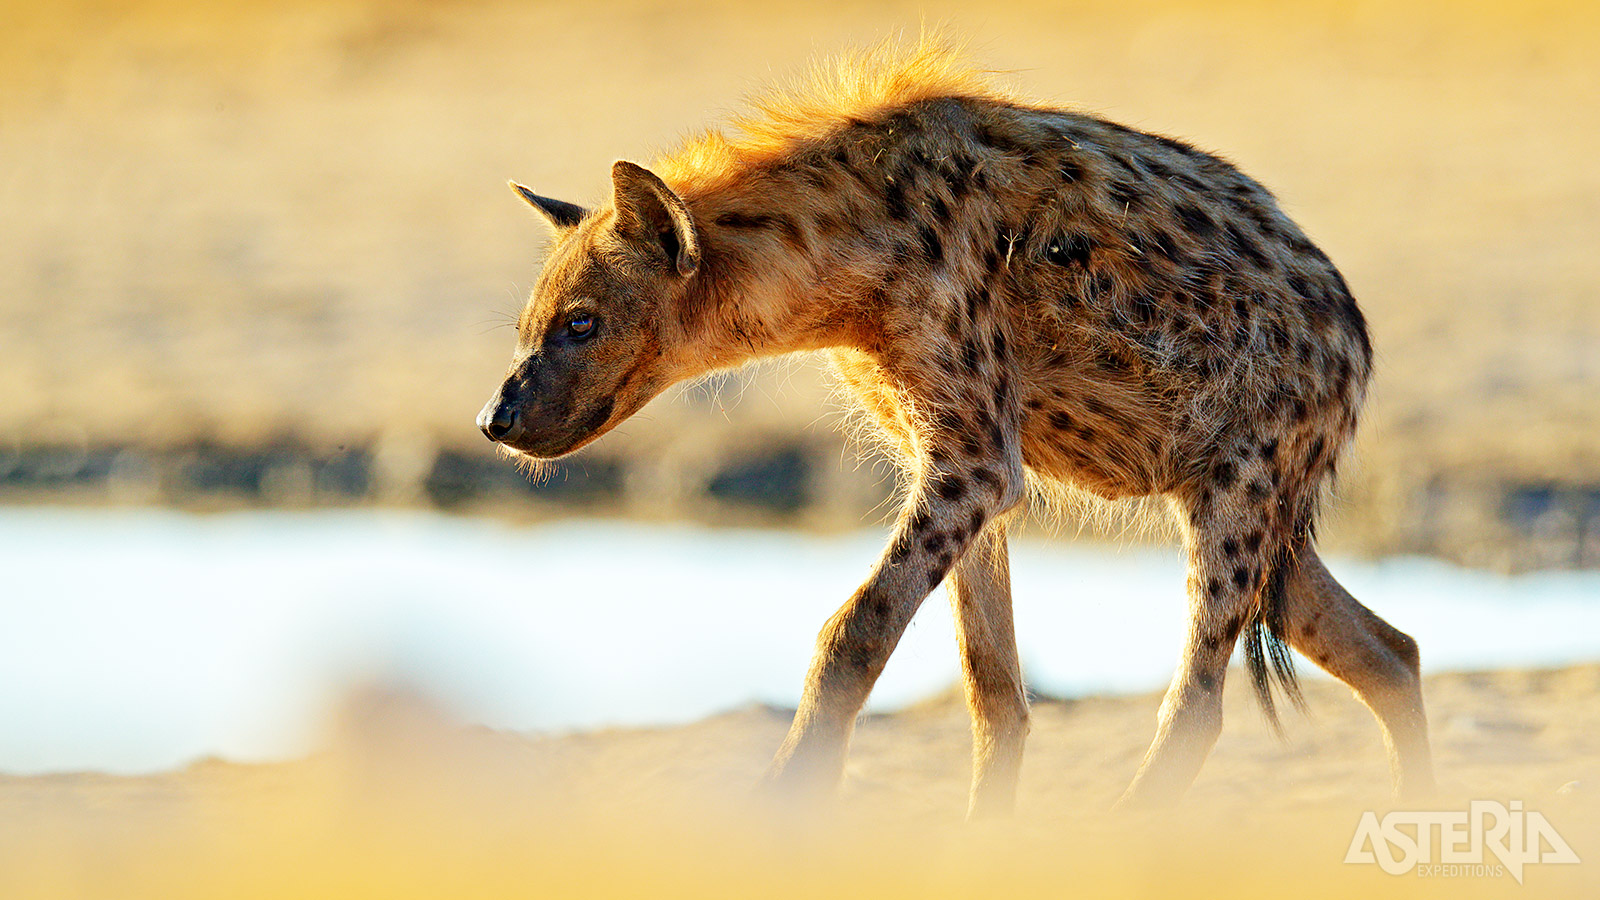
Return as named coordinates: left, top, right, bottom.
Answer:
left=1243, top=506, right=1314, bottom=734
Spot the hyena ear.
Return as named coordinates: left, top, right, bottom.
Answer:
left=509, top=181, right=588, bottom=231
left=609, top=160, right=701, bottom=277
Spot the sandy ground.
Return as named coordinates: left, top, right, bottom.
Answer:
left=1, top=663, right=1594, bottom=898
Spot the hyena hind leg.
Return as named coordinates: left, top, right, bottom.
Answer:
left=1116, top=510, right=1267, bottom=807
left=1282, top=550, right=1436, bottom=799
left=946, top=521, right=1029, bottom=818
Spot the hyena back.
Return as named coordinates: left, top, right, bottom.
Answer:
left=478, top=45, right=1434, bottom=814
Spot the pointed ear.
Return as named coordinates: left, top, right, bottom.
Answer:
left=509, top=181, right=588, bottom=231
left=610, top=160, right=700, bottom=277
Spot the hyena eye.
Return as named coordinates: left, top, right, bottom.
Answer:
left=566, top=315, right=596, bottom=338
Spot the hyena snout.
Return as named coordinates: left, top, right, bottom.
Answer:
left=476, top=392, right=521, bottom=443
left=476, top=362, right=605, bottom=458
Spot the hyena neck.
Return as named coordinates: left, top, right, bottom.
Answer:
left=668, top=184, right=879, bottom=375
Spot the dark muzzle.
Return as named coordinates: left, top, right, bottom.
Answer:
left=477, top=396, right=522, bottom=443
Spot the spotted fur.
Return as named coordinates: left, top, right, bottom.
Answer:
left=479, top=42, right=1434, bottom=814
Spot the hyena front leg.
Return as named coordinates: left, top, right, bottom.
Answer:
left=947, top=520, right=1029, bottom=818
left=764, top=412, right=1024, bottom=797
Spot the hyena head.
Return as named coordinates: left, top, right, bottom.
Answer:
left=478, top=160, right=701, bottom=459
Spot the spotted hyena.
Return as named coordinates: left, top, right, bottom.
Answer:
left=477, top=44, right=1434, bottom=815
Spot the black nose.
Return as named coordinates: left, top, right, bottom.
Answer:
left=478, top=402, right=519, bottom=442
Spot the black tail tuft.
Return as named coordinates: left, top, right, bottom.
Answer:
left=1244, top=517, right=1312, bottom=735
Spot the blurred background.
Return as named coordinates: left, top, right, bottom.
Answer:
left=2, top=0, right=1599, bottom=777
left=4, top=0, right=1598, bottom=564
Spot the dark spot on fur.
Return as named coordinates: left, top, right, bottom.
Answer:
left=1124, top=230, right=1147, bottom=257
left=1093, top=347, right=1126, bottom=373
left=934, top=473, right=968, bottom=503
left=983, top=246, right=1001, bottom=274
left=1306, top=436, right=1327, bottom=468
left=1244, top=531, right=1264, bottom=554
left=960, top=337, right=981, bottom=375
left=1222, top=537, right=1239, bottom=558
left=1045, top=233, right=1093, bottom=268
left=842, top=645, right=876, bottom=674
left=967, top=507, right=985, bottom=538
left=1107, top=180, right=1140, bottom=210
left=1174, top=203, right=1216, bottom=237
left=1224, top=221, right=1272, bottom=269
left=1173, top=172, right=1208, bottom=194
left=1265, top=320, right=1290, bottom=352
left=1232, top=320, right=1250, bottom=349
left=1049, top=410, right=1074, bottom=431
left=1130, top=292, right=1159, bottom=325
left=922, top=531, right=946, bottom=554
left=715, top=212, right=770, bottom=229
left=1211, top=459, right=1237, bottom=490
left=887, top=533, right=913, bottom=565
left=579, top=396, right=615, bottom=435
left=1091, top=271, right=1115, bottom=298
left=975, top=121, right=1040, bottom=164
left=1224, top=614, right=1245, bottom=641
left=1246, top=480, right=1271, bottom=503
left=940, top=161, right=972, bottom=198
left=1232, top=566, right=1250, bottom=590
left=918, top=225, right=944, bottom=264
left=1332, top=275, right=1372, bottom=361
left=963, top=287, right=984, bottom=322
left=975, top=407, right=1005, bottom=450
left=1150, top=229, right=1181, bottom=262
left=885, top=178, right=909, bottom=221
left=943, top=311, right=963, bottom=339
left=973, top=467, right=1002, bottom=495
left=1260, top=438, right=1279, bottom=461
left=1335, top=355, right=1353, bottom=389
left=1206, top=577, right=1222, bottom=599
left=713, top=212, right=805, bottom=250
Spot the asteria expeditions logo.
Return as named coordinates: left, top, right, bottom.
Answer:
left=1345, top=800, right=1580, bottom=883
